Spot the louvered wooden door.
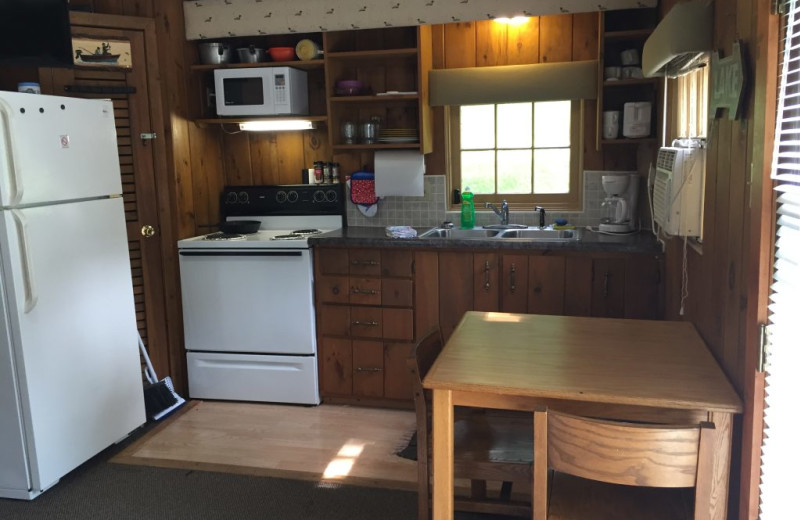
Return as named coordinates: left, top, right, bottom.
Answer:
left=39, top=24, right=170, bottom=377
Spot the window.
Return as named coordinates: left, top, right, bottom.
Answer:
left=674, top=61, right=709, bottom=139
left=449, top=100, right=582, bottom=210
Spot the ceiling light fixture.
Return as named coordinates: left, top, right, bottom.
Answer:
left=494, top=16, right=530, bottom=26
left=239, top=120, right=315, bottom=132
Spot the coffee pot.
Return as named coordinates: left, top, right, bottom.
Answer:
left=599, top=174, right=639, bottom=233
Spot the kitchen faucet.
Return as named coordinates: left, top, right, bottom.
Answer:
left=485, top=200, right=509, bottom=225
left=534, top=206, right=546, bottom=228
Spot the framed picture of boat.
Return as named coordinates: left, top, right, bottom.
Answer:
left=72, top=37, right=132, bottom=69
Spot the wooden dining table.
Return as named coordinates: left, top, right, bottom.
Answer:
left=422, top=311, right=743, bottom=520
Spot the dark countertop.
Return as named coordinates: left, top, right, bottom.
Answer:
left=310, top=226, right=664, bottom=254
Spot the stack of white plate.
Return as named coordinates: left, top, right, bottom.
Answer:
left=378, top=128, right=418, bottom=143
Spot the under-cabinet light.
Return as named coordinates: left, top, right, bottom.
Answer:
left=239, top=120, right=315, bottom=132
left=493, top=16, right=530, bottom=26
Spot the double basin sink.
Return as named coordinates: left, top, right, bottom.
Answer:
left=419, top=225, right=580, bottom=242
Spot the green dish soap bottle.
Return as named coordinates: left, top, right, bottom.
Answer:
left=460, top=186, right=475, bottom=229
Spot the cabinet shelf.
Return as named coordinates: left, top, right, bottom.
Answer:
left=329, top=94, right=419, bottom=103
left=193, top=115, right=328, bottom=127
left=326, top=48, right=418, bottom=60
left=604, top=29, right=653, bottom=40
left=603, top=78, right=659, bottom=87
left=332, top=143, right=420, bottom=151
left=600, top=138, right=658, bottom=145
left=190, top=59, right=324, bottom=72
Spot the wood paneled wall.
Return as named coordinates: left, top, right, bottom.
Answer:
left=660, top=1, right=776, bottom=519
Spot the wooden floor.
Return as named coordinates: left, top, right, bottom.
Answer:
left=112, top=400, right=419, bottom=491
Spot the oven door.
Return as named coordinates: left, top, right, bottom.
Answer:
left=178, top=248, right=315, bottom=355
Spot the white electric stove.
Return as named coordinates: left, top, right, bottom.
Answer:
left=177, top=185, right=344, bottom=405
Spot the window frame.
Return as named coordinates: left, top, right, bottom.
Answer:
left=447, top=100, right=584, bottom=211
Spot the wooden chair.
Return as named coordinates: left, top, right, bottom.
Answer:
left=408, top=328, right=533, bottom=520
left=533, top=408, right=717, bottom=520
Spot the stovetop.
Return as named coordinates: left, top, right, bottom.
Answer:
left=178, top=185, right=345, bottom=250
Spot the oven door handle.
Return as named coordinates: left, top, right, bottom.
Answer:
left=179, top=251, right=303, bottom=257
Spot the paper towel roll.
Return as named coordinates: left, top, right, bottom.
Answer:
left=374, top=151, right=425, bottom=197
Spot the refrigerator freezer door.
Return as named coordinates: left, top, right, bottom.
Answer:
left=0, top=91, right=121, bottom=208
left=0, top=197, right=144, bottom=496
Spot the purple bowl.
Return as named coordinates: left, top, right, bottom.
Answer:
left=336, top=79, right=364, bottom=89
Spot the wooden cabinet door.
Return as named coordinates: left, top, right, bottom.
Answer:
left=564, top=257, right=592, bottom=316
left=591, top=258, right=626, bottom=318
left=384, top=342, right=413, bottom=400
left=501, top=254, right=529, bottom=313
left=439, top=252, right=473, bottom=341
left=528, top=256, right=566, bottom=315
left=473, top=252, right=500, bottom=312
left=382, top=279, right=413, bottom=307
left=381, top=250, right=413, bottom=277
left=319, top=305, right=350, bottom=337
left=320, top=337, right=352, bottom=396
left=353, top=340, right=384, bottom=397
left=318, top=248, right=349, bottom=275
left=624, top=255, right=664, bottom=320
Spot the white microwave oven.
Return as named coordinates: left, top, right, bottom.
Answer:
left=214, top=66, right=309, bottom=117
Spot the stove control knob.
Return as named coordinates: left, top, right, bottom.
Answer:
left=276, top=191, right=287, bottom=203
left=225, top=192, right=238, bottom=204
left=238, top=192, right=249, bottom=204
left=326, top=190, right=338, bottom=202
left=287, top=191, right=299, bottom=203
left=313, top=190, right=326, bottom=203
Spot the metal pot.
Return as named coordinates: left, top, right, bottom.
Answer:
left=236, top=46, right=266, bottom=63
left=220, top=220, right=261, bottom=234
left=198, top=42, right=231, bottom=65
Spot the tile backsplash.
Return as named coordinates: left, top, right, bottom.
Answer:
left=344, top=171, right=632, bottom=229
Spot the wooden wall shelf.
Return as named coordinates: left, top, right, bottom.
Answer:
left=193, top=115, right=328, bottom=127
left=190, top=60, right=324, bottom=71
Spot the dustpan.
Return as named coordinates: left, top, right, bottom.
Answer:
left=138, top=333, right=186, bottom=421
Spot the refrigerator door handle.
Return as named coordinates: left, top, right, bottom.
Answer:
left=11, top=210, right=38, bottom=313
left=0, top=103, right=23, bottom=205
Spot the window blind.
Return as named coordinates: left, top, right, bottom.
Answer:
left=762, top=1, right=800, bottom=517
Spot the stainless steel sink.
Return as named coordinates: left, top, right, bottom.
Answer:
left=419, top=227, right=502, bottom=239
left=496, top=228, right=580, bottom=241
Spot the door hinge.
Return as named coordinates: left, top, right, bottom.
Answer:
left=758, top=322, right=771, bottom=373
left=773, top=0, right=786, bottom=15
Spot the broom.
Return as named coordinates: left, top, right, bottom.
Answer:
left=138, top=333, right=186, bottom=421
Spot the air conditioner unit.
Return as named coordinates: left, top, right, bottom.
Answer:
left=653, top=147, right=706, bottom=237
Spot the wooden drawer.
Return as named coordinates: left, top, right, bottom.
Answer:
left=349, top=249, right=381, bottom=276
left=382, top=279, right=413, bottom=307
left=353, top=340, right=384, bottom=397
left=319, top=304, right=350, bottom=337
left=317, top=276, right=349, bottom=304
left=350, top=306, right=383, bottom=338
left=381, top=250, right=413, bottom=277
left=318, top=248, right=350, bottom=276
left=382, top=308, right=414, bottom=341
left=349, top=277, right=381, bottom=305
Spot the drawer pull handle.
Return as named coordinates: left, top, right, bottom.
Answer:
left=351, top=288, right=378, bottom=295
left=484, top=260, right=491, bottom=291
left=351, top=260, right=378, bottom=266
left=510, top=263, right=516, bottom=294
left=352, top=320, right=379, bottom=327
left=356, top=367, right=382, bottom=373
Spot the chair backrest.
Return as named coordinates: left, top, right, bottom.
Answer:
left=407, top=328, right=444, bottom=439
left=533, top=408, right=716, bottom=519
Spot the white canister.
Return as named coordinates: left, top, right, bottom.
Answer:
left=622, top=102, right=652, bottom=138
left=620, top=48, right=640, bottom=65
left=18, top=82, right=41, bottom=94
left=602, top=110, right=620, bottom=139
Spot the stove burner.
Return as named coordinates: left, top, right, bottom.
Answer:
left=204, top=232, right=246, bottom=241
left=269, top=228, right=323, bottom=241
left=291, top=229, right=322, bottom=235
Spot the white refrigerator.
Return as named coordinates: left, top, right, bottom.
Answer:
left=0, top=91, right=145, bottom=499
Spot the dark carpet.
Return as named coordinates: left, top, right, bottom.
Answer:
left=0, top=426, right=506, bottom=520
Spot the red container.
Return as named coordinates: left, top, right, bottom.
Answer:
left=268, top=47, right=295, bottom=61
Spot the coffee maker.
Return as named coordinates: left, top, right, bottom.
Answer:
left=599, top=173, right=639, bottom=233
